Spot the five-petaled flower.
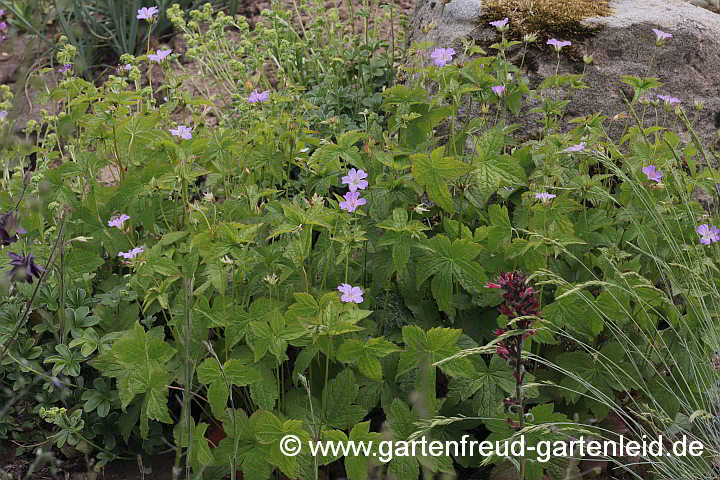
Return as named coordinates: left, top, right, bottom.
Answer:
left=339, top=191, right=366, bottom=213
left=137, top=6, right=159, bottom=21
left=118, top=246, right=144, bottom=259
left=565, top=142, right=585, bottom=152
left=108, top=214, right=130, bottom=229
left=148, top=49, right=172, bottom=62
left=657, top=94, right=681, bottom=105
left=492, top=85, right=505, bottom=96
left=642, top=165, right=663, bottom=183
left=652, top=28, right=672, bottom=46
left=170, top=125, right=193, bottom=140
left=248, top=90, right=269, bottom=103
left=696, top=224, right=720, bottom=245
left=341, top=168, right=369, bottom=192
left=430, top=47, right=456, bottom=67
left=547, top=39, right=572, bottom=51
left=7, top=252, right=45, bottom=284
left=337, top=283, right=364, bottom=303
left=489, top=17, right=509, bottom=30
left=535, top=192, right=556, bottom=203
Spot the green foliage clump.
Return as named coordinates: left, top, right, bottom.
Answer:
left=0, top=5, right=718, bottom=480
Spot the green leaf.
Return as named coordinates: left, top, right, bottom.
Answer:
left=411, top=147, right=474, bottom=212
left=323, top=369, right=368, bottom=429
left=337, top=337, right=400, bottom=381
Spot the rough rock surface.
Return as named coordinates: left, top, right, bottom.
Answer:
left=409, top=0, right=720, bottom=146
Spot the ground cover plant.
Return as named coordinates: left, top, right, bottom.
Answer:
left=0, top=3, right=719, bottom=480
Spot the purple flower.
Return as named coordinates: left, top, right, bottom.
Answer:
left=657, top=94, right=681, bottom=105
left=696, top=224, right=720, bottom=245
left=137, top=6, right=159, bottom=21
left=652, top=28, right=672, bottom=44
left=57, top=64, right=72, bottom=74
left=118, top=246, right=144, bottom=259
left=0, top=21, right=7, bottom=32
left=430, top=47, right=456, bottom=67
left=565, top=142, right=586, bottom=152
left=0, top=211, right=22, bottom=246
left=108, top=214, right=130, bottom=229
left=0, top=111, right=7, bottom=120
left=0, top=10, right=5, bottom=16
left=341, top=168, right=369, bottom=192
left=535, top=192, right=556, bottom=203
left=170, top=125, right=192, bottom=140
left=248, top=90, right=269, bottom=103
left=148, top=49, right=172, bottom=63
left=7, top=252, right=45, bottom=284
left=489, top=17, right=509, bottom=30
left=547, top=39, right=572, bottom=51
left=642, top=165, right=663, bottom=183
left=339, top=191, right=366, bottom=213
left=492, top=85, right=505, bottom=96
left=337, top=283, right=364, bottom=303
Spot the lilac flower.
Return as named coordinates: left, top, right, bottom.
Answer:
left=696, top=224, right=720, bottom=245
left=7, top=252, right=45, bottom=284
left=337, top=283, right=364, bottom=304
left=57, top=64, right=72, bottom=74
left=565, top=142, right=586, bottom=152
left=430, top=47, right=456, bottom=67
left=0, top=21, right=7, bottom=32
left=341, top=168, right=369, bottom=192
left=492, top=85, right=505, bottom=96
left=652, top=28, right=672, bottom=45
left=547, top=39, right=572, bottom=51
left=170, top=125, right=192, bottom=140
left=108, top=214, right=130, bottom=229
left=248, top=90, right=269, bottom=103
left=535, top=192, right=556, bottom=203
left=642, top=165, right=664, bottom=183
left=118, top=246, right=144, bottom=260
left=657, top=94, right=681, bottom=105
left=0, top=10, right=5, bottom=16
left=137, top=6, right=159, bottom=21
left=0, top=110, right=7, bottom=120
left=489, top=17, right=509, bottom=30
left=339, top=191, right=366, bottom=213
left=148, top=49, right=172, bottom=62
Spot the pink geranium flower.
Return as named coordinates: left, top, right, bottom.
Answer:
left=137, top=6, right=159, bottom=21
left=339, top=191, right=366, bottom=213
left=341, top=168, right=369, bottom=192
left=535, top=192, right=556, bottom=203
left=118, top=246, right=144, bottom=259
left=170, top=125, right=192, bottom=140
left=547, top=39, right=571, bottom=51
left=148, top=49, right=172, bottom=62
left=108, top=214, right=130, bottom=229
left=337, top=283, right=364, bottom=303
left=696, top=224, right=720, bottom=245
left=248, top=90, right=269, bottom=103
left=642, top=165, right=663, bottom=183
left=430, top=47, right=456, bottom=67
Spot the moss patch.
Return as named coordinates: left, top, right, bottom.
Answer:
left=483, top=0, right=612, bottom=36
